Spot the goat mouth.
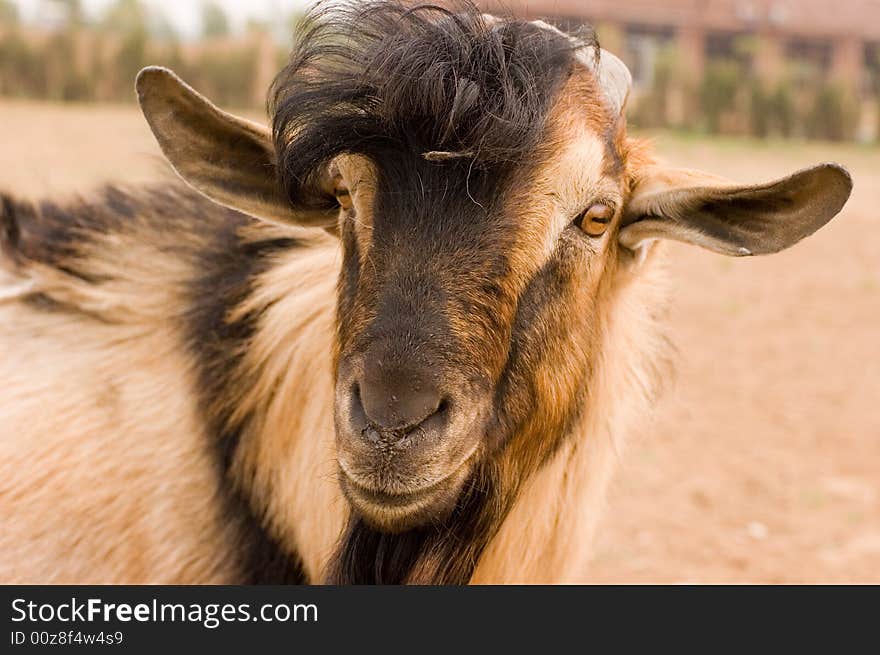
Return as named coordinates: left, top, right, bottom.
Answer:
left=343, top=475, right=447, bottom=510
left=339, top=455, right=475, bottom=532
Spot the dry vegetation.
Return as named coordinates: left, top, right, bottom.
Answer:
left=1, top=100, right=877, bottom=583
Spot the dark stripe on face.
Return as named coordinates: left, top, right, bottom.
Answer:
left=329, top=154, right=523, bottom=583
left=337, top=150, right=519, bottom=377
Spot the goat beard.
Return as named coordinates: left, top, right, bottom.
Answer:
left=325, top=461, right=508, bottom=584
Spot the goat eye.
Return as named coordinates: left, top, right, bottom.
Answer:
left=572, top=203, right=614, bottom=237
left=334, top=186, right=353, bottom=211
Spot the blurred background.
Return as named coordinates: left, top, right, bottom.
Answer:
left=2, top=0, right=880, bottom=139
left=0, top=0, right=877, bottom=583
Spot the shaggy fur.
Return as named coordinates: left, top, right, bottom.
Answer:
left=0, top=186, right=310, bottom=583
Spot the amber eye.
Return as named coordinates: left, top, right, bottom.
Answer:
left=334, top=185, right=353, bottom=211
left=572, top=203, right=614, bottom=237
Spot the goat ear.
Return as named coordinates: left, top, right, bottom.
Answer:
left=136, top=66, right=337, bottom=228
left=619, top=163, right=852, bottom=257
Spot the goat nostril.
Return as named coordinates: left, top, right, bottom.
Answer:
left=356, top=372, right=444, bottom=431
left=350, top=378, right=450, bottom=446
left=350, top=382, right=367, bottom=425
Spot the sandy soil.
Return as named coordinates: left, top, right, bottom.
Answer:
left=1, top=100, right=878, bottom=583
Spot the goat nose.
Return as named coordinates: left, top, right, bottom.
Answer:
left=355, top=369, right=443, bottom=431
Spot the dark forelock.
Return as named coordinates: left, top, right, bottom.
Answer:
left=270, top=0, right=597, bottom=206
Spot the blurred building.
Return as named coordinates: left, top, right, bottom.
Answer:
left=482, top=1, right=880, bottom=96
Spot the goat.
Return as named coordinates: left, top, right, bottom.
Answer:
left=0, top=2, right=852, bottom=584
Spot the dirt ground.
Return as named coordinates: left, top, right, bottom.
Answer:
left=1, top=100, right=877, bottom=583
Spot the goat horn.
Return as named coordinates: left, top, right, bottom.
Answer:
left=481, top=15, right=632, bottom=117
left=530, top=20, right=633, bottom=118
